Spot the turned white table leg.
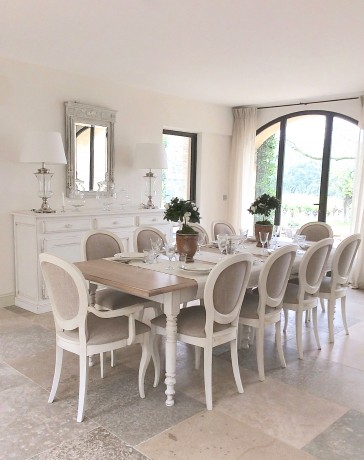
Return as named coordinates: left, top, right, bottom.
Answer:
left=163, top=291, right=180, bottom=407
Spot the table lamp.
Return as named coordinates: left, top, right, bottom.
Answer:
left=20, top=131, right=67, bottom=213
left=134, top=143, right=168, bottom=209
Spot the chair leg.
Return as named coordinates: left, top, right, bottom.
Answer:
left=312, top=306, right=321, bottom=350
left=138, top=335, right=152, bottom=399
left=111, top=350, right=114, bottom=367
left=151, top=332, right=161, bottom=388
left=256, top=327, right=265, bottom=381
left=341, top=295, right=349, bottom=335
left=296, top=311, right=303, bottom=360
left=100, top=352, right=104, bottom=378
left=283, top=309, right=288, bottom=333
left=194, top=346, right=201, bottom=370
left=230, top=338, right=244, bottom=393
left=48, top=345, right=63, bottom=403
left=320, top=298, right=326, bottom=312
left=249, top=327, right=256, bottom=346
left=328, top=298, right=336, bottom=343
left=275, top=321, right=286, bottom=369
left=77, top=353, right=89, bottom=423
left=203, top=344, right=213, bottom=410
left=305, top=309, right=311, bottom=323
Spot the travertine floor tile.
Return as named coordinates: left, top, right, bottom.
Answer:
left=215, top=375, right=348, bottom=449
left=0, top=380, right=97, bottom=460
left=310, top=334, right=364, bottom=371
left=32, top=426, right=150, bottom=460
left=138, top=410, right=315, bottom=460
left=304, top=409, right=364, bottom=460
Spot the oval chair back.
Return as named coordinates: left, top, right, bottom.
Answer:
left=296, top=222, right=333, bottom=241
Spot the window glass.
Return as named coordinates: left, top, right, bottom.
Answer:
left=162, top=131, right=196, bottom=206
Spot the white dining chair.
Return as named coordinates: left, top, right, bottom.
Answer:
left=211, top=220, right=236, bottom=240
left=133, top=226, right=167, bottom=252
left=81, top=229, right=159, bottom=379
left=39, top=253, right=153, bottom=422
left=318, top=233, right=361, bottom=343
left=239, top=244, right=297, bottom=381
left=151, top=253, right=252, bottom=410
left=296, top=221, right=333, bottom=241
left=188, top=222, right=209, bottom=244
left=282, top=238, right=333, bottom=359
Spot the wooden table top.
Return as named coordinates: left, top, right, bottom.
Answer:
left=74, top=259, right=197, bottom=298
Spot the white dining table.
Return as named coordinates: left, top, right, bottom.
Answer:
left=74, top=241, right=303, bottom=407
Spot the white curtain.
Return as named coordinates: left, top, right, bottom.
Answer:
left=350, top=96, right=364, bottom=288
left=228, top=107, right=257, bottom=233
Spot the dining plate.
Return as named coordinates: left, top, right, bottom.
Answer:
left=181, top=264, right=212, bottom=274
left=114, top=252, right=145, bottom=260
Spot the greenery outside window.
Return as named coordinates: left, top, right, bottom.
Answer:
left=255, top=111, right=359, bottom=236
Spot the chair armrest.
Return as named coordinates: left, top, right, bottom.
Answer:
left=88, top=304, right=144, bottom=318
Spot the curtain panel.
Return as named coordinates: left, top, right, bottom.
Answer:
left=228, top=107, right=257, bottom=233
left=351, top=96, right=364, bottom=288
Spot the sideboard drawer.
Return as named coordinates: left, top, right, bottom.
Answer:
left=95, top=215, right=135, bottom=229
left=41, top=218, right=92, bottom=234
left=138, top=214, right=166, bottom=226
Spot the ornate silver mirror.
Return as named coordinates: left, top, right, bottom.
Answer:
left=65, top=101, right=117, bottom=196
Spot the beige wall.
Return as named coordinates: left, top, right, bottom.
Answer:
left=0, top=57, right=233, bottom=303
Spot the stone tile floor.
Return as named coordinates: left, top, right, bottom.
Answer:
left=1, top=288, right=364, bottom=459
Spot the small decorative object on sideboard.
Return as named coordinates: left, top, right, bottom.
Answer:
left=164, top=197, right=201, bottom=262
left=247, top=194, right=280, bottom=247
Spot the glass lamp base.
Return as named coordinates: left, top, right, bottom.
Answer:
left=34, top=198, right=56, bottom=213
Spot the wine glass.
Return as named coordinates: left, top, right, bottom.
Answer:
left=196, top=232, right=204, bottom=255
left=165, top=243, right=176, bottom=270
left=271, top=225, right=280, bottom=249
left=150, top=237, right=163, bottom=262
left=259, top=231, right=269, bottom=255
left=217, top=234, right=227, bottom=258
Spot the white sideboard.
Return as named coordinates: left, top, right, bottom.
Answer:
left=13, top=208, right=170, bottom=313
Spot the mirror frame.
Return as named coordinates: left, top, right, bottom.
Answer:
left=65, top=101, right=117, bottom=197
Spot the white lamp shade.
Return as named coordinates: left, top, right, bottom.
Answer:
left=134, top=143, right=168, bottom=169
left=20, top=131, right=67, bottom=164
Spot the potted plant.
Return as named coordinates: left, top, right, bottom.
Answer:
left=164, top=197, right=201, bottom=261
left=247, top=193, right=280, bottom=246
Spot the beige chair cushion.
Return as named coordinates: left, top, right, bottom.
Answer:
left=95, top=288, right=147, bottom=310
left=85, top=233, right=120, bottom=260
left=151, top=305, right=231, bottom=338
left=319, top=276, right=333, bottom=293
left=64, top=313, right=150, bottom=345
left=283, top=283, right=315, bottom=304
left=240, top=292, right=277, bottom=319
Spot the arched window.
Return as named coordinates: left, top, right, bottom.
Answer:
left=256, top=111, right=359, bottom=236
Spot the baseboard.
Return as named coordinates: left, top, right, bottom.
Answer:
left=0, top=293, right=15, bottom=308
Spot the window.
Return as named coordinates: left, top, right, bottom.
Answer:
left=256, top=111, right=359, bottom=236
left=161, top=130, right=197, bottom=206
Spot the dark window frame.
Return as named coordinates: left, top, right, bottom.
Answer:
left=256, top=110, right=358, bottom=225
left=163, top=129, right=197, bottom=202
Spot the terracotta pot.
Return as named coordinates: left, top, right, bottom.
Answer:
left=254, top=224, right=273, bottom=247
left=176, top=232, right=199, bottom=262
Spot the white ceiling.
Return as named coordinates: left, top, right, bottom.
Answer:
left=2, top=0, right=364, bottom=107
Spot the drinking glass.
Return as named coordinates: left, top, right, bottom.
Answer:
left=259, top=231, right=269, bottom=255
left=150, top=237, right=162, bottom=262
left=165, top=243, right=176, bottom=270
left=239, top=229, right=248, bottom=249
left=217, top=234, right=227, bottom=257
